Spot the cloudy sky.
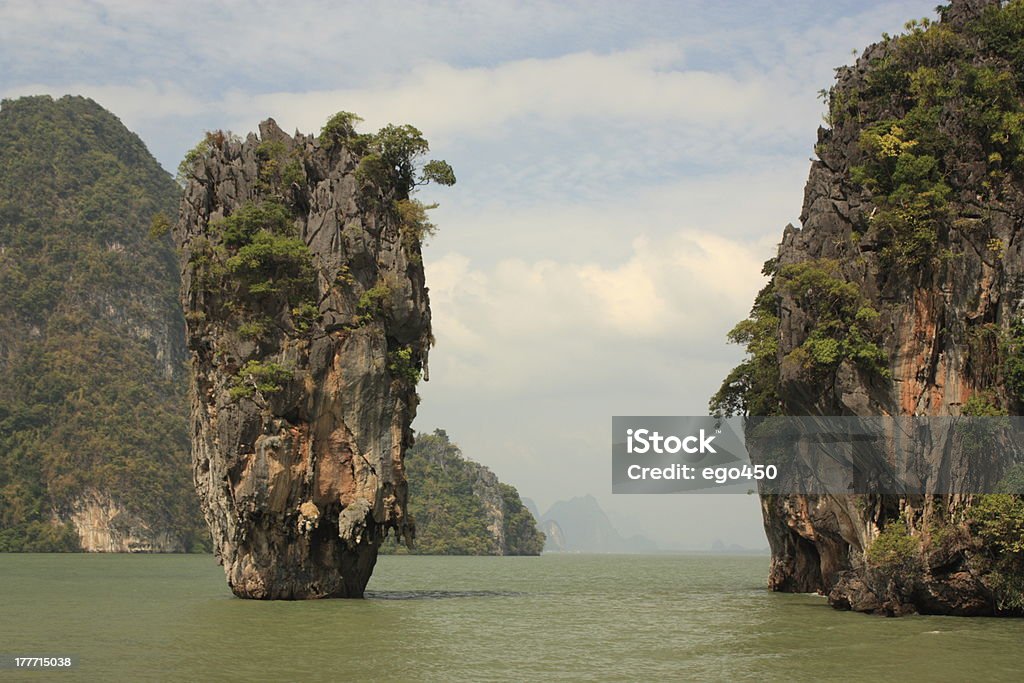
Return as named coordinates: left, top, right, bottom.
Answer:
left=2, top=0, right=940, bottom=549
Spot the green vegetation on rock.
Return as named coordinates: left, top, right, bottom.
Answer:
left=866, top=521, right=921, bottom=574
left=822, top=2, right=1024, bottom=270
left=187, top=197, right=319, bottom=358
left=709, top=259, right=782, bottom=417
left=381, top=430, right=544, bottom=555
left=711, top=257, right=886, bottom=416
left=970, top=493, right=1024, bottom=610
left=777, top=259, right=887, bottom=378
left=0, top=95, right=207, bottom=551
left=228, top=361, right=294, bottom=401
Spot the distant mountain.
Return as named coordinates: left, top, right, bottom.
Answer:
left=540, top=494, right=657, bottom=554
left=381, top=430, right=545, bottom=555
left=539, top=519, right=567, bottom=552
left=0, top=95, right=205, bottom=552
left=708, top=539, right=768, bottom=554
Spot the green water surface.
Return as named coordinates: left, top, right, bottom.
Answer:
left=0, top=554, right=1020, bottom=681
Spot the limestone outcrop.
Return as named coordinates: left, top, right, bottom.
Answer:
left=174, top=117, right=441, bottom=598
left=715, top=0, right=1024, bottom=615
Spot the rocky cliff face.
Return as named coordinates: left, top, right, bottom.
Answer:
left=715, top=0, right=1024, bottom=615
left=174, top=117, right=439, bottom=597
left=0, top=95, right=203, bottom=553
left=65, top=491, right=185, bottom=552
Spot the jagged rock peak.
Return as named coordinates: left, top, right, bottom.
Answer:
left=173, top=115, right=442, bottom=598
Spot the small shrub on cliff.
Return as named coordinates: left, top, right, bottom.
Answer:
left=176, top=130, right=240, bottom=186
left=396, top=198, right=438, bottom=242
left=228, top=360, right=293, bottom=401
left=1000, top=317, right=1024, bottom=408
left=236, top=319, right=269, bottom=341
left=387, top=346, right=421, bottom=386
left=961, top=392, right=1006, bottom=417
left=356, top=281, right=393, bottom=322
left=970, top=492, right=1024, bottom=611
left=971, top=494, right=1024, bottom=556
left=996, top=464, right=1024, bottom=495
left=850, top=122, right=952, bottom=269
left=225, top=231, right=316, bottom=300
left=319, top=111, right=364, bottom=150
left=867, top=521, right=922, bottom=576
left=396, top=198, right=439, bottom=262
left=956, top=392, right=1009, bottom=460
left=290, top=301, right=320, bottom=334
left=198, top=200, right=319, bottom=323
left=255, top=141, right=307, bottom=199
left=216, top=201, right=294, bottom=248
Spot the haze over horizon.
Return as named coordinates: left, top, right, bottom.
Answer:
left=1, top=0, right=941, bottom=549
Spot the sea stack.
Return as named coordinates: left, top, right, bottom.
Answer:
left=174, top=115, right=445, bottom=598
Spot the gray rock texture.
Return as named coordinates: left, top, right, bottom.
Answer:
left=755, top=0, right=1024, bottom=616
left=174, top=119, right=430, bottom=598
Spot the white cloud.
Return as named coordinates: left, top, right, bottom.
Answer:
left=1, top=81, right=207, bottom=126
left=219, top=43, right=813, bottom=145
left=424, top=227, right=769, bottom=394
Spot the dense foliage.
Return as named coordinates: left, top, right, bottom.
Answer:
left=187, top=196, right=319, bottom=383
left=709, top=255, right=888, bottom=416
left=380, top=430, right=544, bottom=555
left=0, top=95, right=207, bottom=551
left=321, top=111, right=454, bottom=262
left=970, top=493, right=1024, bottom=610
left=825, top=3, right=1024, bottom=269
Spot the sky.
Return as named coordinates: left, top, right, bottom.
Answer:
left=1, top=0, right=941, bottom=549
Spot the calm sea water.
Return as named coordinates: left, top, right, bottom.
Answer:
left=1, top=553, right=1021, bottom=681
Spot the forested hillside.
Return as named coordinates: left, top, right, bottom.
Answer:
left=0, top=95, right=206, bottom=552
left=382, top=430, right=544, bottom=555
